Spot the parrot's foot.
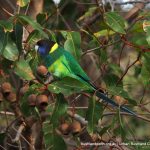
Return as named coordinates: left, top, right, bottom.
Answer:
left=43, top=72, right=55, bottom=84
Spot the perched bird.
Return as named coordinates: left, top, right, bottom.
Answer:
left=35, top=39, right=136, bottom=116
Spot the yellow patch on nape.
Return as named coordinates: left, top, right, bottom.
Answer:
left=50, top=43, right=59, bottom=53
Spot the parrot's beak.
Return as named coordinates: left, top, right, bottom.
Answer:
left=35, top=45, right=39, bottom=52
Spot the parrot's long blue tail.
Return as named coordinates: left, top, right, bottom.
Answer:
left=77, top=74, right=137, bottom=116
left=95, top=89, right=137, bottom=116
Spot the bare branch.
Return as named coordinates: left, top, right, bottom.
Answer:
left=12, top=123, right=26, bottom=143
left=103, top=112, right=150, bottom=122
left=82, top=39, right=121, bottom=56
left=73, top=0, right=150, bottom=5
left=117, top=52, right=141, bottom=84
left=0, top=6, right=14, bottom=16
left=67, top=111, right=88, bottom=125
left=0, top=111, right=14, bottom=116
left=116, top=1, right=150, bottom=5
left=0, top=145, right=7, bottom=150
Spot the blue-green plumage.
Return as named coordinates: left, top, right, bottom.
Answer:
left=44, top=47, right=90, bottom=81
left=36, top=39, right=137, bottom=116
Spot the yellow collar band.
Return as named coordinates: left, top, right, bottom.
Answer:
left=50, top=43, right=59, bottom=53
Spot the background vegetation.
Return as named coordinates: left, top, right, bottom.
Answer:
left=0, top=0, right=150, bottom=149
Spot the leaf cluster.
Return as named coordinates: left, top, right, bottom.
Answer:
left=0, top=0, right=150, bottom=149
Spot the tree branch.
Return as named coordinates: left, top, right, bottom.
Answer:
left=116, top=1, right=150, bottom=5
left=12, top=123, right=26, bottom=143
left=117, top=52, right=141, bottom=84
left=73, top=0, right=150, bottom=5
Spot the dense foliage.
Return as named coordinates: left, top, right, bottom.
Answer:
left=0, top=0, right=150, bottom=149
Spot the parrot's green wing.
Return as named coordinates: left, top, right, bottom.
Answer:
left=63, top=49, right=90, bottom=81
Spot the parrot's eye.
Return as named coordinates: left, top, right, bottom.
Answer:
left=35, top=45, right=39, bottom=51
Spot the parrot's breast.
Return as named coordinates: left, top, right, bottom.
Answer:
left=45, top=54, right=72, bottom=78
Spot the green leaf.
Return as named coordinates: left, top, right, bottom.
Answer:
left=99, top=49, right=108, bottom=64
left=103, top=73, right=120, bottom=87
left=94, top=29, right=115, bottom=38
left=16, top=15, right=48, bottom=38
left=98, top=126, right=110, bottom=136
left=17, top=0, right=30, bottom=7
left=52, top=134, right=67, bottom=150
left=0, top=29, right=7, bottom=54
left=43, top=122, right=53, bottom=148
left=36, top=13, right=48, bottom=25
left=86, top=97, right=103, bottom=133
left=109, top=63, right=122, bottom=76
left=14, top=59, right=35, bottom=80
left=108, top=86, right=137, bottom=106
left=129, top=32, right=148, bottom=46
left=141, top=53, right=150, bottom=85
left=64, top=31, right=82, bottom=60
left=42, top=121, right=54, bottom=149
left=143, top=20, right=150, bottom=45
left=2, top=36, right=19, bottom=61
left=134, top=64, right=142, bottom=77
left=104, top=12, right=126, bottom=34
left=50, top=94, right=68, bottom=127
left=117, top=111, right=126, bottom=140
left=12, top=23, right=23, bottom=52
left=78, top=7, right=97, bottom=22
left=130, top=20, right=143, bottom=33
left=61, top=31, right=68, bottom=39
left=0, top=133, right=5, bottom=146
left=48, top=76, right=91, bottom=95
left=29, top=56, right=39, bottom=74
left=26, top=30, right=41, bottom=44
left=141, top=65, right=150, bottom=85
left=0, top=20, right=13, bottom=32
left=43, top=122, right=67, bottom=150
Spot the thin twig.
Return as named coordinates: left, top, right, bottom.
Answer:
left=16, top=5, right=20, bottom=14
left=41, top=0, right=69, bottom=26
left=115, top=1, right=150, bottom=5
left=0, top=6, right=14, bottom=16
left=121, top=36, right=150, bottom=52
left=138, top=104, right=150, bottom=113
left=57, top=8, right=71, bottom=30
left=103, top=112, right=150, bottom=122
left=68, top=106, right=88, bottom=109
left=118, top=43, right=126, bottom=67
left=0, top=111, right=14, bottom=116
left=117, top=52, right=141, bottom=84
left=70, top=94, right=82, bottom=104
left=12, top=123, right=26, bottom=143
left=5, top=0, right=16, bottom=10
left=139, top=85, right=147, bottom=104
left=12, top=126, right=35, bottom=150
left=3, top=103, right=9, bottom=127
left=73, top=0, right=97, bottom=5
left=25, top=3, right=30, bottom=15
left=73, top=0, right=150, bottom=5
left=18, top=140, right=23, bottom=150
left=6, top=142, right=25, bottom=149
left=67, top=111, right=88, bottom=125
left=80, top=13, right=101, bottom=29
left=82, top=39, right=121, bottom=56
left=0, top=145, right=7, bottom=150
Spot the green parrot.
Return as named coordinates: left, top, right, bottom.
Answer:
left=35, top=39, right=136, bottom=116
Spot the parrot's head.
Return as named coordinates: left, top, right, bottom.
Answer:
left=35, top=39, right=57, bottom=56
